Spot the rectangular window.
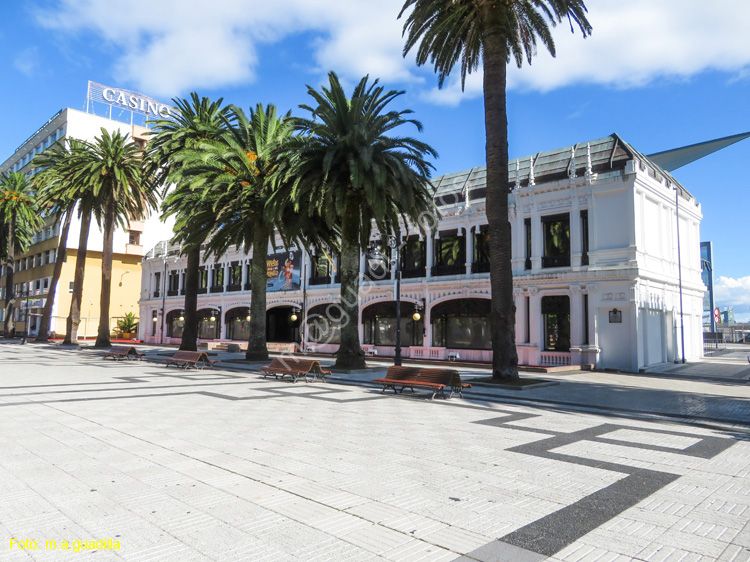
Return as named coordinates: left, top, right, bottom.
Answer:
left=542, top=296, right=571, bottom=351
left=244, top=262, right=251, bottom=290
left=524, top=218, right=532, bottom=270
left=198, top=267, right=208, bottom=292
left=433, top=231, right=465, bottom=276
left=541, top=213, right=570, bottom=268
left=43, top=278, right=49, bottom=290
left=128, top=231, right=141, bottom=245
left=401, top=237, right=425, bottom=278
left=153, top=272, right=161, bottom=298
left=580, top=210, right=589, bottom=266
left=167, top=271, right=180, bottom=295
left=230, top=263, right=242, bottom=286
left=69, top=281, right=74, bottom=293
left=472, top=226, right=490, bottom=273
left=211, top=266, right=224, bottom=291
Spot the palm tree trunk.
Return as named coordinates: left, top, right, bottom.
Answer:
left=483, top=11, right=519, bottom=380
left=179, top=246, right=200, bottom=351
left=37, top=211, right=72, bottom=342
left=95, top=196, right=116, bottom=347
left=246, top=223, right=269, bottom=361
left=64, top=205, right=92, bottom=345
left=335, top=194, right=366, bottom=370
left=3, top=220, right=15, bottom=339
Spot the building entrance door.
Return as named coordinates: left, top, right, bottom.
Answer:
left=266, top=306, right=300, bottom=343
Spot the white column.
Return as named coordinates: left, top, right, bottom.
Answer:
left=531, top=215, right=543, bottom=270
left=570, top=285, right=584, bottom=346
left=219, top=307, right=227, bottom=340
left=514, top=289, right=526, bottom=344
left=570, top=193, right=581, bottom=268
left=465, top=225, right=474, bottom=275
left=424, top=299, right=433, bottom=347
left=529, top=289, right=541, bottom=348
left=241, top=259, right=248, bottom=290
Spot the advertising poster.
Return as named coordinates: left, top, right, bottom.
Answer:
left=266, top=250, right=301, bottom=291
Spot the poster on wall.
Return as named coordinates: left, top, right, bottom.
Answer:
left=266, top=250, right=301, bottom=291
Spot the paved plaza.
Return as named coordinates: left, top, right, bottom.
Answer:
left=1, top=343, right=750, bottom=561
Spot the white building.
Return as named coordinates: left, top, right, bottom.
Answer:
left=1, top=103, right=174, bottom=338
left=138, top=134, right=704, bottom=372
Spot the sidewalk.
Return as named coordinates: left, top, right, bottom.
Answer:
left=69, top=341, right=750, bottom=430
left=1, top=342, right=749, bottom=562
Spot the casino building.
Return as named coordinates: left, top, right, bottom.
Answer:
left=0, top=83, right=174, bottom=339
left=139, top=133, right=709, bottom=372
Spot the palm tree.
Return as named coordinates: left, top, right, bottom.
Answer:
left=400, top=0, right=592, bottom=379
left=75, top=129, right=157, bottom=348
left=171, top=103, right=313, bottom=361
left=32, top=140, right=87, bottom=342
left=149, top=94, right=229, bottom=351
left=287, top=72, right=437, bottom=370
left=0, top=172, right=43, bottom=338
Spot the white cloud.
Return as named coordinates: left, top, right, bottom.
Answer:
left=505, top=0, right=750, bottom=93
left=715, top=276, right=750, bottom=305
left=13, top=47, right=40, bottom=77
left=34, top=0, right=750, bottom=102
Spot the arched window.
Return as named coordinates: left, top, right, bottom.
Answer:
left=362, top=301, right=423, bottom=347
left=225, top=307, right=250, bottom=341
left=196, top=308, right=220, bottom=340
left=431, top=298, right=491, bottom=349
left=307, top=304, right=342, bottom=344
left=166, top=309, right=184, bottom=338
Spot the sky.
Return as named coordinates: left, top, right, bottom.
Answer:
left=1, top=0, right=749, bottom=320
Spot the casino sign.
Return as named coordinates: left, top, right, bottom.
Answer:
left=87, top=81, right=172, bottom=119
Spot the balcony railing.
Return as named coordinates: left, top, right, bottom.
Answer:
left=226, top=284, right=241, bottom=292
left=432, top=264, right=463, bottom=276
left=167, top=289, right=179, bottom=297
left=309, top=275, right=331, bottom=286
left=401, top=267, right=425, bottom=279
left=581, top=254, right=589, bottom=266
left=153, top=291, right=160, bottom=298
left=197, top=287, right=207, bottom=294
left=209, top=285, right=224, bottom=293
left=525, top=258, right=532, bottom=270
left=471, top=262, right=490, bottom=274
left=541, top=255, right=570, bottom=268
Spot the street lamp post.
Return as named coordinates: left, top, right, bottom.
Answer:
left=388, top=227, right=402, bottom=366
left=22, top=290, right=30, bottom=345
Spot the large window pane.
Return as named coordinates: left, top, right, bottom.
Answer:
left=542, top=214, right=570, bottom=268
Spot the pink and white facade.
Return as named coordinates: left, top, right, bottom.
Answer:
left=139, top=134, right=704, bottom=372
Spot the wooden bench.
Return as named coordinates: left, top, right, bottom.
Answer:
left=102, top=346, right=145, bottom=361
left=259, top=357, right=332, bottom=383
left=164, top=350, right=217, bottom=370
left=374, top=366, right=471, bottom=399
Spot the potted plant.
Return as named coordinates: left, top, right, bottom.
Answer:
left=116, top=312, right=139, bottom=340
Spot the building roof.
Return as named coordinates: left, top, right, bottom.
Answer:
left=429, top=133, right=694, bottom=206
left=647, top=131, right=750, bottom=172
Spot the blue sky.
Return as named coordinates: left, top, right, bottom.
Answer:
left=1, top=0, right=749, bottom=320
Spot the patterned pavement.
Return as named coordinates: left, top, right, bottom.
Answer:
left=1, top=343, right=749, bottom=561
